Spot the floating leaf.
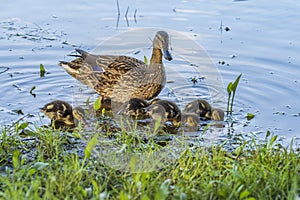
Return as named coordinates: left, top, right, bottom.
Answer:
left=246, top=113, right=255, bottom=121
left=144, top=56, right=148, bottom=65
left=84, top=134, right=98, bottom=159
left=40, top=64, right=46, bottom=77
left=12, top=109, right=24, bottom=115
left=191, top=77, right=198, bottom=85
left=30, top=86, right=36, bottom=98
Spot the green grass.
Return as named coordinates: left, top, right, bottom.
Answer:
left=0, top=122, right=299, bottom=200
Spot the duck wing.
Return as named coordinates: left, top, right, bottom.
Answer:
left=59, top=49, right=147, bottom=96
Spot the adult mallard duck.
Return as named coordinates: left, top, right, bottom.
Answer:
left=59, top=31, right=172, bottom=103
left=40, top=100, right=86, bottom=130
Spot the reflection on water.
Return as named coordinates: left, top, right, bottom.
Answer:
left=0, top=0, right=300, bottom=148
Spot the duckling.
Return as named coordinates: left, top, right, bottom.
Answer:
left=180, top=113, right=200, bottom=127
left=183, top=99, right=212, bottom=118
left=149, top=99, right=181, bottom=125
left=73, top=106, right=87, bottom=126
left=118, top=98, right=149, bottom=119
left=94, top=96, right=113, bottom=117
left=59, top=31, right=173, bottom=103
left=40, top=100, right=86, bottom=130
left=208, top=108, right=225, bottom=121
left=144, top=104, right=167, bottom=124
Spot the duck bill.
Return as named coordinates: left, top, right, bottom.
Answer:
left=163, top=50, right=173, bottom=61
left=40, top=107, right=46, bottom=113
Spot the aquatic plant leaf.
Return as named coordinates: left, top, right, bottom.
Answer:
left=40, top=64, right=46, bottom=77
left=191, top=77, right=198, bottom=85
left=203, top=124, right=211, bottom=133
left=18, top=122, right=29, bottom=130
left=30, top=86, right=36, bottom=97
left=247, top=113, right=255, bottom=120
left=266, top=130, right=271, bottom=138
left=94, top=98, right=101, bottom=112
left=84, top=134, right=98, bottom=159
left=269, top=135, right=277, bottom=147
left=12, top=150, right=21, bottom=170
left=227, top=82, right=233, bottom=93
left=232, top=73, right=242, bottom=91
left=144, top=56, right=148, bottom=65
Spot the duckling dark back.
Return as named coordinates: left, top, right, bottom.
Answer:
left=210, top=108, right=225, bottom=121
left=150, top=99, right=181, bottom=120
left=118, top=98, right=149, bottom=118
left=183, top=99, right=211, bottom=118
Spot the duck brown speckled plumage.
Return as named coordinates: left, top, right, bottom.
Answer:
left=41, top=100, right=86, bottom=130
left=59, top=31, right=172, bottom=103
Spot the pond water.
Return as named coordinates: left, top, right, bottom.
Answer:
left=1, top=0, right=300, bottom=148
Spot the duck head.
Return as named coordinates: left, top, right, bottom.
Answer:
left=153, top=31, right=173, bottom=61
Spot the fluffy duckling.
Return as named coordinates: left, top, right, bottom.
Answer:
left=59, top=31, right=173, bottom=103
left=183, top=99, right=212, bottom=118
left=118, top=98, right=149, bottom=119
left=149, top=99, right=181, bottom=125
left=144, top=104, right=167, bottom=124
left=40, top=100, right=86, bottom=130
left=180, top=113, right=200, bottom=127
left=208, top=108, right=225, bottom=121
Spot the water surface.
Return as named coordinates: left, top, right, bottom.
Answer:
left=1, top=0, right=299, bottom=147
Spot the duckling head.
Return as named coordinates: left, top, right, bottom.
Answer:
left=181, top=113, right=200, bottom=127
left=183, top=99, right=212, bottom=118
left=210, top=108, right=225, bottom=121
left=40, top=100, right=75, bottom=128
left=144, top=104, right=166, bottom=123
left=118, top=98, right=148, bottom=118
left=153, top=31, right=173, bottom=61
